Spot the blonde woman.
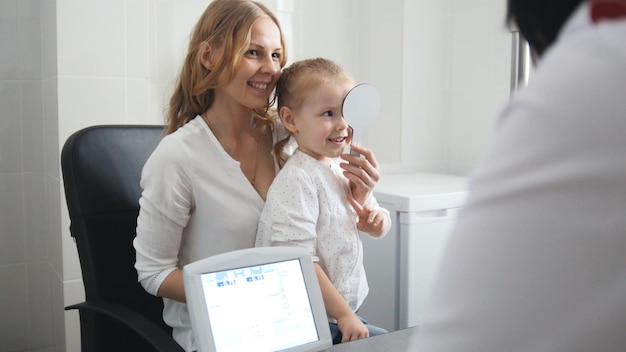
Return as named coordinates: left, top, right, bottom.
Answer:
left=133, top=1, right=382, bottom=351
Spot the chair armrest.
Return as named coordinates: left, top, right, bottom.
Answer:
left=66, top=300, right=185, bottom=352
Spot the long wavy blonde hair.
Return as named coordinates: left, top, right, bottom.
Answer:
left=166, top=0, right=288, bottom=135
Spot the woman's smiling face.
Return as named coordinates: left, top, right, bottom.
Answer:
left=217, top=17, right=284, bottom=110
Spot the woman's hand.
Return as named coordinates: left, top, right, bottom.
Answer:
left=340, top=143, right=380, bottom=205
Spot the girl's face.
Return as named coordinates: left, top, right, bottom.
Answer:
left=285, top=80, right=354, bottom=163
left=218, top=18, right=283, bottom=110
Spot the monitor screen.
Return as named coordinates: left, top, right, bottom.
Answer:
left=183, top=247, right=332, bottom=352
left=200, top=259, right=319, bottom=351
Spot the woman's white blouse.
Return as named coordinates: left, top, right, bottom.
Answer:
left=133, top=116, right=289, bottom=351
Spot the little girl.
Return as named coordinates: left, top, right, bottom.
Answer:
left=256, top=57, right=391, bottom=344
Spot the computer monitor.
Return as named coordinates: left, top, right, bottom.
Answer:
left=183, top=246, right=332, bottom=352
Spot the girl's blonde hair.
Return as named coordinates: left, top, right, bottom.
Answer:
left=273, top=57, right=354, bottom=167
left=166, top=0, right=288, bottom=135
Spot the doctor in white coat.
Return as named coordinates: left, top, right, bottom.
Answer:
left=413, top=0, right=626, bottom=350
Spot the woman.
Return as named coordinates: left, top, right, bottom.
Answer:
left=133, top=1, right=382, bottom=351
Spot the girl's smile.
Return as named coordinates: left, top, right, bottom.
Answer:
left=282, top=81, right=355, bottom=163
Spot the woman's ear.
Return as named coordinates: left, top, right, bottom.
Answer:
left=199, top=41, right=217, bottom=70
left=279, top=106, right=298, bottom=133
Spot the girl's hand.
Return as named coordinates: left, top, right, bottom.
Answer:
left=347, top=194, right=388, bottom=237
left=340, top=143, right=380, bottom=205
left=336, top=312, right=369, bottom=343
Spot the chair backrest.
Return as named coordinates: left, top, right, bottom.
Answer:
left=61, top=125, right=169, bottom=338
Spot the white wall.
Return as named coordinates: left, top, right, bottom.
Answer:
left=402, top=0, right=511, bottom=175
left=446, top=0, right=511, bottom=174
left=0, top=0, right=512, bottom=351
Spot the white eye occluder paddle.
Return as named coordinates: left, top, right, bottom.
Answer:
left=341, top=83, right=381, bottom=157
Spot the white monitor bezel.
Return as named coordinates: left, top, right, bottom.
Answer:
left=183, top=246, right=332, bottom=352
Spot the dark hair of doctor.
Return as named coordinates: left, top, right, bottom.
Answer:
left=507, top=0, right=585, bottom=56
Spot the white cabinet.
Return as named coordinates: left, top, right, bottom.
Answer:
left=360, top=173, right=468, bottom=331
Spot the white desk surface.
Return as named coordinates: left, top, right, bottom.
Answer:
left=325, top=326, right=418, bottom=352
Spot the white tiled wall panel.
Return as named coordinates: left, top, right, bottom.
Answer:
left=0, top=81, right=22, bottom=173
left=0, top=174, right=26, bottom=265
left=27, top=263, right=56, bottom=349
left=21, top=81, right=45, bottom=172
left=1, top=0, right=65, bottom=351
left=0, top=0, right=19, bottom=80
left=18, top=0, right=43, bottom=80
left=24, top=172, right=48, bottom=262
left=0, top=265, right=29, bottom=351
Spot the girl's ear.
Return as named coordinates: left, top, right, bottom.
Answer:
left=279, top=106, right=298, bottom=133
left=199, top=41, right=217, bottom=70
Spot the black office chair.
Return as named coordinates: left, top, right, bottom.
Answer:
left=61, top=125, right=184, bottom=352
